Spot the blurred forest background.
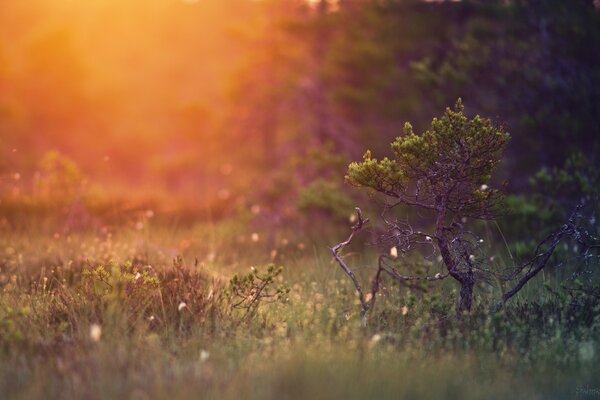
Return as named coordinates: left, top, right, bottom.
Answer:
left=1, top=0, right=599, bottom=231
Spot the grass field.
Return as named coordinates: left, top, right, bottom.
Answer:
left=1, top=219, right=598, bottom=400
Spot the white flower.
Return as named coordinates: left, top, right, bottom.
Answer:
left=200, top=350, right=210, bottom=362
left=579, top=341, right=595, bottom=362
left=89, top=324, right=102, bottom=342
left=480, top=184, right=489, bottom=191
left=178, top=302, right=187, bottom=312
left=390, top=246, right=398, bottom=258
left=134, top=272, right=142, bottom=281
left=469, top=254, right=476, bottom=262
left=479, top=239, right=484, bottom=243
left=401, top=306, right=409, bottom=316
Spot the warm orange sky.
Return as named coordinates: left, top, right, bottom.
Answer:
left=0, top=0, right=322, bottom=212
left=0, top=0, right=268, bottom=169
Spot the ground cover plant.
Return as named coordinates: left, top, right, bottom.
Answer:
left=1, top=220, right=599, bottom=400
left=1, top=1, right=600, bottom=399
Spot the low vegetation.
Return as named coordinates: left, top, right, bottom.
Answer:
left=1, top=214, right=598, bottom=399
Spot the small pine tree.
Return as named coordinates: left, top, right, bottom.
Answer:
left=344, top=99, right=510, bottom=312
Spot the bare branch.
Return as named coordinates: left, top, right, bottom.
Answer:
left=499, top=204, right=595, bottom=305
left=331, top=207, right=370, bottom=315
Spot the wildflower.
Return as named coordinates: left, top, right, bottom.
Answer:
left=579, top=341, right=596, bottom=362
left=401, top=306, right=409, bottom=316
left=251, top=233, right=260, bottom=243
left=425, top=236, right=432, bottom=241
left=178, top=302, right=187, bottom=311
left=365, top=293, right=373, bottom=302
left=469, top=254, right=476, bottom=262
left=390, top=246, right=398, bottom=258
left=435, top=273, right=442, bottom=279
left=134, top=272, right=141, bottom=281
left=479, top=239, right=484, bottom=243
left=480, top=184, right=489, bottom=191
left=200, top=350, right=210, bottom=362
left=89, top=324, right=102, bottom=342
left=349, top=213, right=357, bottom=223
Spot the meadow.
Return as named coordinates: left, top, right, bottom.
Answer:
left=1, top=215, right=598, bottom=400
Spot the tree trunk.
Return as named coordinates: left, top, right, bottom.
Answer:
left=434, top=206, right=476, bottom=313
left=458, top=272, right=475, bottom=312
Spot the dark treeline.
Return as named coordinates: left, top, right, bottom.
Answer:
left=240, top=0, right=600, bottom=184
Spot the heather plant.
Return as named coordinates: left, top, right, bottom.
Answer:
left=227, top=264, right=290, bottom=319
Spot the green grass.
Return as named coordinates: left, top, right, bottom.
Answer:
left=0, top=221, right=599, bottom=399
